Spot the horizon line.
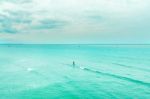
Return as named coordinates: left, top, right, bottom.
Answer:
left=0, top=43, right=150, bottom=45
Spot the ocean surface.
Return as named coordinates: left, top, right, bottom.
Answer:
left=0, top=44, right=150, bottom=99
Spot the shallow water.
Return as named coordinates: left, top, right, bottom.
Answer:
left=0, top=44, right=150, bottom=99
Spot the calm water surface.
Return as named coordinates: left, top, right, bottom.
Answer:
left=0, top=44, right=150, bottom=99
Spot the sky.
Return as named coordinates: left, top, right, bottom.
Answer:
left=0, top=0, right=150, bottom=44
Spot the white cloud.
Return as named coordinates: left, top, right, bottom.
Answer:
left=0, top=0, right=150, bottom=43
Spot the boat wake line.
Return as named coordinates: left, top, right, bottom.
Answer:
left=64, top=63, right=150, bottom=87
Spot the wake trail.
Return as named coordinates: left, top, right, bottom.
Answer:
left=64, top=63, right=150, bottom=87
left=112, top=63, right=150, bottom=72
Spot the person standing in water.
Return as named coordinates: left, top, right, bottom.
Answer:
left=73, top=61, right=75, bottom=67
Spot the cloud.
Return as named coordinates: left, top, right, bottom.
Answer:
left=0, top=0, right=150, bottom=43
left=0, top=0, right=32, bottom=4
left=0, top=10, right=32, bottom=34
left=32, top=19, right=68, bottom=30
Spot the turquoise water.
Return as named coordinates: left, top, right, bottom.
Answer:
left=0, top=44, right=150, bottom=99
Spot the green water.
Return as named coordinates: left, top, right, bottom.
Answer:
left=0, top=44, right=150, bottom=99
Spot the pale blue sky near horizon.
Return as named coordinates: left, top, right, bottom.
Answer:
left=0, top=0, right=150, bottom=44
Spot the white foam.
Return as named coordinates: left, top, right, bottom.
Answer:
left=27, top=68, right=33, bottom=72
left=79, top=67, right=85, bottom=70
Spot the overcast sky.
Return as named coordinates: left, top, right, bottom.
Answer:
left=0, top=0, right=150, bottom=44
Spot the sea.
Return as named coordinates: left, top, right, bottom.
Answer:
left=0, top=44, right=150, bottom=99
